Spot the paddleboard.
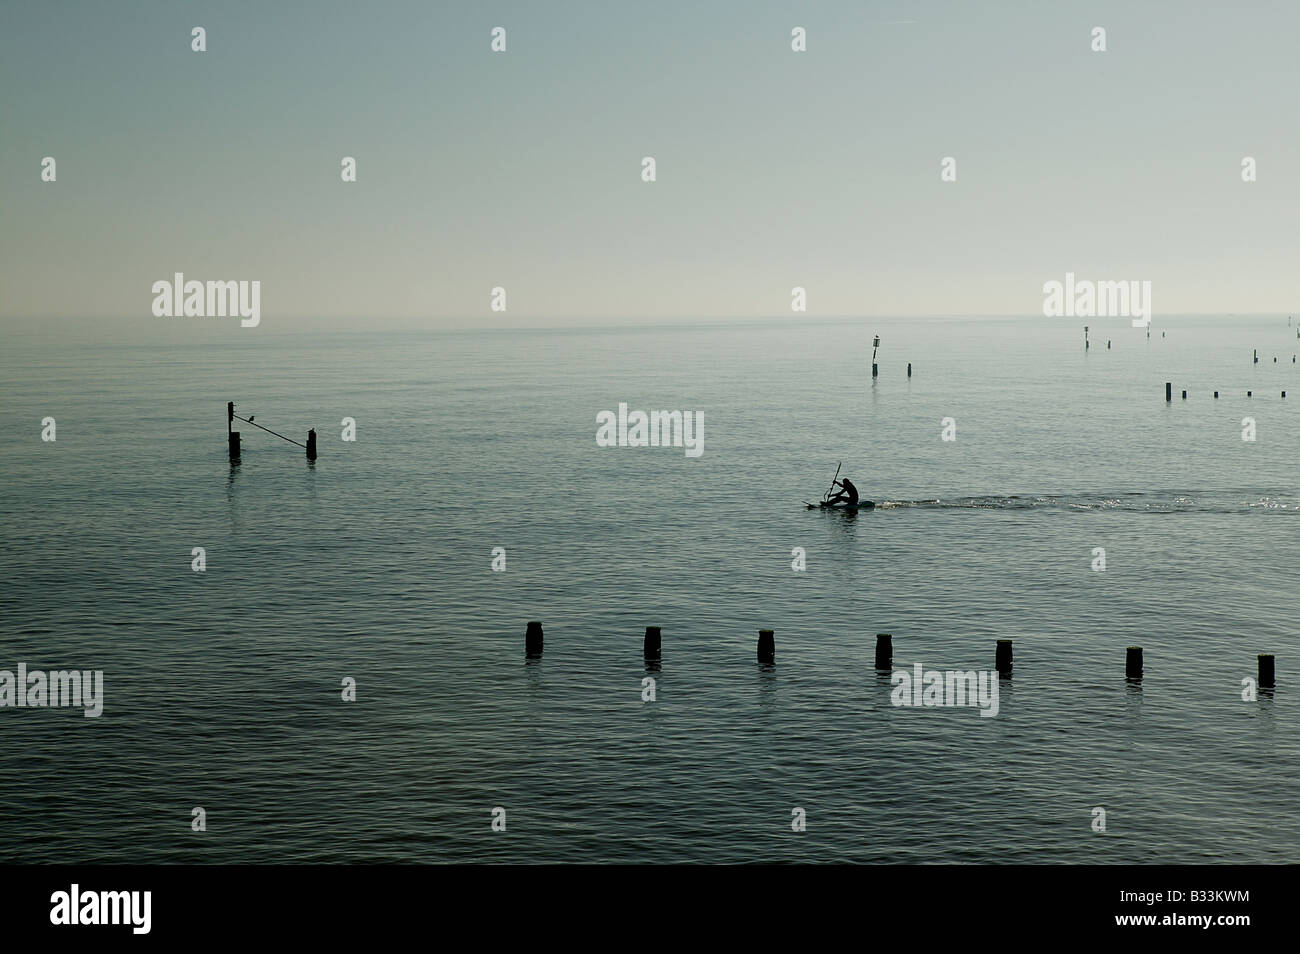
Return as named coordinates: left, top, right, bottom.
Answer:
left=806, top=500, right=875, bottom=510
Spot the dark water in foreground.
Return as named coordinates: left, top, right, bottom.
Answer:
left=1, top=315, right=1297, bottom=863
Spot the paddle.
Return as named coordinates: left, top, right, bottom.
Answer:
left=823, top=461, right=841, bottom=503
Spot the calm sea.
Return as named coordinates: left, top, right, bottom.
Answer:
left=1, top=314, right=1296, bottom=863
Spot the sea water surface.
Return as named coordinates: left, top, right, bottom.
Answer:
left=0, top=314, right=1297, bottom=863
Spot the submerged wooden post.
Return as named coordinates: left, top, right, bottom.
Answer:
left=644, top=626, right=661, bottom=661
left=525, top=621, right=543, bottom=658
left=1258, top=654, right=1275, bottom=688
left=1165, top=382, right=1172, bottom=401
left=306, top=428, right=317, bottom=460
left=874, top=633, right=892, bottom=669
left=1126, top=646, right=1143, bottom=679
left=757, top=629, right=775, bottom=665
left=995, top=639, right=1012, bottom=674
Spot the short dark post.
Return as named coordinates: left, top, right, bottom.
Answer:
left=1107, top=339, right=1111, bottom=349
left=1214, top=391, right=1219, bottom=398
left=306, top=428, right=317, bottom=460
left=644, top=626, right=661, bottom=661
left=1126, top=646, right=1143, bottom=679
left=874, top=633, right=892, bottom=669
left=1165, top=382, right=1172, bottom=401
left=907, top=362, right=912, bottom=378
left=1253, top=349, right=1258, bottom=363
left=1181, top=390, right=1187, bottom=399
left=757, top=629, right=775, bottom=665
left=1258, top=654, right=1275, bottom=689
left=1283, top=392, right=1287, bottom=399
left=525, top=621, right=543, bottom=659
left=1248, top=391, right=1252, bottom=397
left=995, top=639, right=1013, bottom=674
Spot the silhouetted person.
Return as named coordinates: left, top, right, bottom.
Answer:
left=825, top=477, right=859, bottom=506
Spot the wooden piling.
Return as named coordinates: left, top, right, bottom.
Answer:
left=644, top=626, right=661, bottom=661
left=1214, top=391, right=1219, bottom=398
left=1181, top=390, right=1187, bottom=399
left=306, top=428, right=317, bottom=460
left=757, top=629, right=775, bottom=665
left=872, top=363, right=878, bottom=379
left=907, top=362, right=912, bottom=378
left=1248, top=391, right=1252, bottom=397
left=874, top=633, right=892, bottom=669
left=995, top=639, right=1012, bottom=674
left=1126, top=646, right=1143, bottom=679
left=1165, top=382, right=1172, bottom=401
left=1254, top=349, right=1259, bottom=363
left=525, top=621, right=543, bottom=658
left=227, top=402, right=239, bottom=459
left=1258, top=654, right=1275, bottom=688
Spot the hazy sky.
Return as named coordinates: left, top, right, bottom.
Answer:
left=2, top=0, right=1298, bottom=323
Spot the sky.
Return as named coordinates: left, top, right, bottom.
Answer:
left=1, top=0, right=1298, bottom=324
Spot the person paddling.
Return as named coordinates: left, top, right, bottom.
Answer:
left=825, top=476, right=859, bottom=507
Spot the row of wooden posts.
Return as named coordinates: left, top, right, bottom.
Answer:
left=523, top=622, right=1278, bottom=688
left=1163, top=350, right=1299, bottom=400
left=1253, top=349, right=1296, bottom=363
left=1166, top=382, right=1286, bottom=400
